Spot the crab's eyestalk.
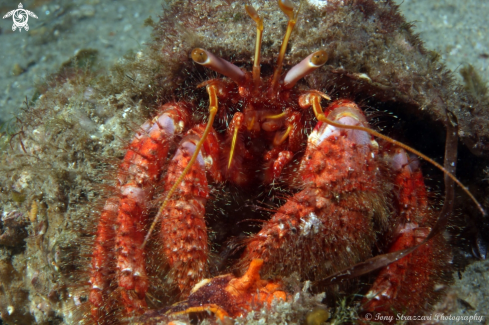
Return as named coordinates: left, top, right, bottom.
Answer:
left=246, top=5, right=264, bottom=90
left=270, top=0, right=298, bottom=96
left=191, top=48, right=245, bottom=85
left=283, top=50, right=328, bottom=89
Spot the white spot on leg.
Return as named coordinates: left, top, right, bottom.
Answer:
left=157, top=113, right=176, bottom=135
left=121, top=185, right=146, bottom=203
left=176, top=142, right=205, bottom=168
left=300, top=212, right=322, bottom=236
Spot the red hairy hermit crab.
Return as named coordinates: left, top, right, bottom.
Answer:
left=1, top=0, right=488, bottom=324
left=87, top=0, right=486, bottom=323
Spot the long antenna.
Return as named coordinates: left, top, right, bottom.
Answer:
left=246, top=5, right=264, bottom=91
left=270, top=0, right=298, bottom=96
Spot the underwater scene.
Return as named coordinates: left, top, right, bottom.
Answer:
left=0, top=0, right=488, bottom=324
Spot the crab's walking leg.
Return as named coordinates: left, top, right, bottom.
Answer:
left=88, top=198, right=119, bottom=321
left=361, top=149, right=450, bottom=316
left=159, top=125, right=220, bottom=296
left=139, top=83, right=220, bottom=298
left=89, top=103, right=188, bottom=320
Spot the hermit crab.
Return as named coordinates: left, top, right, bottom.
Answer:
left=86, top=0, right=486, bottom=324
left=1, top=0, right=488, bottom=324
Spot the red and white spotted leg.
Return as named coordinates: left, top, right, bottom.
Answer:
left=362, top=148, right=450, bottom=316
left=89, top=103, right=188, bottom=321
left=159, top=124, right=221, bottom=297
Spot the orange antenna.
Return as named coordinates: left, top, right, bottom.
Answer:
left=246, top=5, right=264, bottom=91
left=270, top=0, right=298, bottom=96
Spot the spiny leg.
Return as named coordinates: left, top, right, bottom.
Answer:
left=89, top=198, right=119, bottom=322
left=116, top=104, right=189, bottom=314
left=143, top=84, right=219, bottom=248
left=159, top=124, right=220, bottom=297
left=240, top=102, right=384, bottom=280
left=361, top=149, right=451, bottom=316
left=90, top=103, right=188, bottom=321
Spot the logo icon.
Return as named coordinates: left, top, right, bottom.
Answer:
left=3, top=3, right=38, bottom=32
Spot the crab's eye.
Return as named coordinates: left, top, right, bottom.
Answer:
left=283, top=50, right=329, bottom=89
left=310, top=50, right=328, bottom=66
left=191, top=48, right=208, bottom=64
left=191, top=48, right=245, bottom=85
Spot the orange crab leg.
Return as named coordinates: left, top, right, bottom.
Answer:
left=89, top=103, right=188, bottom=320
left=143, top=84, right=219, bottom=249
left=362, top=149, right=450, bottom=316
left=89, top=197, right=119, bottom=320
left=159, top=124, right=221, bottom=296
left=301, top=91, right=485, bottom=216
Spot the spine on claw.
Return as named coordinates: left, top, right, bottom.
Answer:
left=89, top=103, right=188, bottom=321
